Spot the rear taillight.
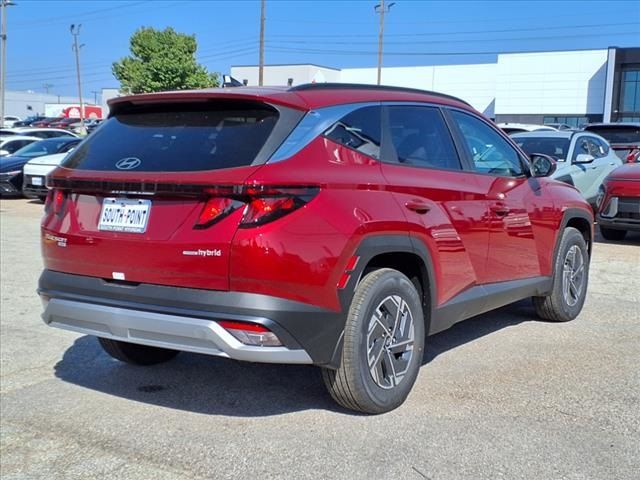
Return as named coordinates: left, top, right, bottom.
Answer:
left=44, top=189, right=67, bottom=216
left=239, top=186, right=318, bottom=228
left=194, top=197, right=242, bottom=229
left=193, top=186, right=318, bottom=229
left=218, top=320, right=283, bottom=347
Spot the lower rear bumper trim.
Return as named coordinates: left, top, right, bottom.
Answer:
left=43, top=298, right=313, bottom=364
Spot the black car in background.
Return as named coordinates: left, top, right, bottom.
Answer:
left=0, top=137, right=81, bottom=196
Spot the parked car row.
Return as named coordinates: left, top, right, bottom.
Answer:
left=0, top=137, right=81, bottom=197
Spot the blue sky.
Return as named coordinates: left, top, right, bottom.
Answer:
left=4, top=0, right=640, bottom=97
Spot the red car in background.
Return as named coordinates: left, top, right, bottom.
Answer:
left=48, top=117, right=79, bottom=130
left=30, top=117, right=62, bottom=127
left=597, top=163, right=640, bottom=240
left=584, top=123, right=640, bottom=163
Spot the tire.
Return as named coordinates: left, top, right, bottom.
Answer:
left=98, top=338, right=179, bottom=365
left=533, top=227, right=589, bottom=322
left=600, top=226, right=627, bottom=241
left=38, top=195, right=47, bottom=203
left=322, top=268, right=425, bottom=414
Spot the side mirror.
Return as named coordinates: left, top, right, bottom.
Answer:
left=574, top=153, right=595, bottom=164
left=530, top=153, right=557, bottom=178
left=0, top=149, right=9, bottom=156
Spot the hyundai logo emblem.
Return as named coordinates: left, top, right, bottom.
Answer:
left=115, top=157, right=142, bottom=170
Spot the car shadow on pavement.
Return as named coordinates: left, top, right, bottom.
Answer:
left=54, top=300, right=538, bottom=417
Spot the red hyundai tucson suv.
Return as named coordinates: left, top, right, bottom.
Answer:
left=39, top=84, right=593, bottom=414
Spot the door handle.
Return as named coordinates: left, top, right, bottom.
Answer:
left=490, top=204, right=510, bottom=216
left=405, top=200, right=430, bottom=214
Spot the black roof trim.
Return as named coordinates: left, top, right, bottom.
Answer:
left=288, top=83, right=471, bottom=106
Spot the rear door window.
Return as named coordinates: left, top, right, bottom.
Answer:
left=386, top=106, right=461, bottom=170
left=62, top=102, right=281, bottom=171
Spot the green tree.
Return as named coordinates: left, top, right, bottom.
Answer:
left=113, top=27, right=219, bottom=93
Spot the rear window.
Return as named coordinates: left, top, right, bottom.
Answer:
left=62, top=102, right=280, bottom=171
left=584, top=126, right=640, bottom=144
left=514, top=137, right=571, bottom=161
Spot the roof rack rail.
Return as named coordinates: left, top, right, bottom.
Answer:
left=289, top=82, right=471, bottom=106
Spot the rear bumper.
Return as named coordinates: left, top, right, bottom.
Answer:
left=23, top=184, right=48, bottom=197
left=43, top=298, right=312, bottom=364
left=38, top=270, right=346, bottom=366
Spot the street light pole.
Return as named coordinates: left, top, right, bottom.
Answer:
left=70, top=23, right=85, bottom=133
left=0, top=0, right=16, bottom=126
left=374, top=1, right=394, bottom=86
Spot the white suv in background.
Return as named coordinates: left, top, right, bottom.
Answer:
left=512, top=131, right=623, bottom=207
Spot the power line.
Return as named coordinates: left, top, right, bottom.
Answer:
left=12, top=1, right=184, bottom=30
left=267, top=12, right=632, bottom=26
left=12, top=1, right=148, bottom=26
left=268, top=21, right=639, bottom=39
left=267, top=30, right=640, bottom=47
left=265, top=39, right=638, bottom=57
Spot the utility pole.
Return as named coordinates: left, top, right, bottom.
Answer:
left=374, top=1, right=394, bottom=86
left=70, top=23, right=85, bottom=133
left=258, top=0, right=265, bottom=86
left=43, top=83, right=53, bottom=94
left=91, top=90, right=98, bottom=104
left=1, top=0, right=16, bottom=126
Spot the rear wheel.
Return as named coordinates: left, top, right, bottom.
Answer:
left=322, top=268, right=425, bottom=414
left=600, top=226, right=627, bottom=241
left=98, top=338, right=179, bottom=365
left=533, top=227, right=589, bottom=322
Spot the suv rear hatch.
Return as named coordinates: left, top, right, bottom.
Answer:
left=42, top=97, right=305, bottom=290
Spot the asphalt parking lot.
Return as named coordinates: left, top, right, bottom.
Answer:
left=1, top=198, right=638, bottom=480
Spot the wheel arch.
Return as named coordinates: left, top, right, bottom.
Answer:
left=328, top=234, right=436, bottom=369
left=558, top=208, right=594, bottom=258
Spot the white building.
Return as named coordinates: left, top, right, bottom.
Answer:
left=232, top=47, right=640, bottom=126
left=4, top=91, right=80, bottom=119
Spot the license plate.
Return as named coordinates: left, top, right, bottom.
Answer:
left=32, top=176, right=43, bottom=186
left=98, top=198, right=151, bottom=233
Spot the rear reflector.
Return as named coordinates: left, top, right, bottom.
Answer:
left=218, top=320, right=283, bottom=347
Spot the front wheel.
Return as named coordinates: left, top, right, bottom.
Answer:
left=322, top=268, right=425, bottom=414
left=533, top=227, right=589, bottom=322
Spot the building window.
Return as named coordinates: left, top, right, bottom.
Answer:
left=621, top=69, right=640, bottom=112
left=543, top=116, right=590, bottom=128
left=616, top=66, right=640, bottom=121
